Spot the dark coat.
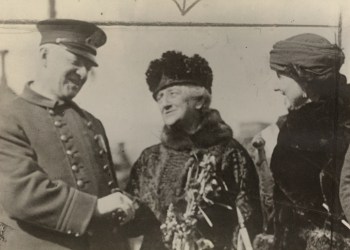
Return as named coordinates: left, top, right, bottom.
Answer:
left=125, top=109, right=262, bottom=250
left=271, top=92, right=350, bottom=249
left=0, top=84, right=128, bottom=250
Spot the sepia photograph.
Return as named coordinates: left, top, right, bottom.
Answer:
left=0, top=0, right=349, bottom=249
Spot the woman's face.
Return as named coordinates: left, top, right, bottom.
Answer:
left=155, top=85, right=198, bottom=127
left=272, top=73, right=306, bottom=109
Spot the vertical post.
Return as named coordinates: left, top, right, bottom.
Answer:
left=0, top=50, right=8, bottom=86
left=338, top=12, right=342, bottom=48
left=49, top=0, right=56, bottom=19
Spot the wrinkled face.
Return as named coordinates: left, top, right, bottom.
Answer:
left=45, top=46, right=93, bottom=101
left=272, top=73, right=306, bottom=109
left=156, top=85, right=198, bottom=126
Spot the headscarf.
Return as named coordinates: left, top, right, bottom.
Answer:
left=270, top=33, right=344, bottom=75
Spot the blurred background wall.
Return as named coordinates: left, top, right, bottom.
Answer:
left=0, top=0, right=349, bottom=186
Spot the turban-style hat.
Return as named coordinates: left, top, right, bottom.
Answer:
left=37, top=19, right=107, bottom=67
left=146, top=51, right=213, bottom=99
left=270, top=33, right=344, bottom=75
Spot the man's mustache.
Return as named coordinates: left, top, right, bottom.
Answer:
left=67, top=73, right=85, bottom=85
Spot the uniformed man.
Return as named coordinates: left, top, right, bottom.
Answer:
left=0, top=19, right=135, bottom=250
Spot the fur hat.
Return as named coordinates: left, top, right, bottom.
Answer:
left=145, top=51, right=213, bottom=99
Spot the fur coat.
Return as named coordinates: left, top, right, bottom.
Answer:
left=125, top=109, right=261, bottom=250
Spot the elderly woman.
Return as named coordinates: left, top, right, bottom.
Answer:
left=125, top=51, right=261, bottom=250
left=269, top=33, right=350, bottom=249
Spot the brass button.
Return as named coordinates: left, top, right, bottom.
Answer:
left=75, top=233, right=80, bottom=237
left=103, top=164, right=109, bottom=171
left=99, top=150, right=104, bottom=156
left=77, top=180, right=84, bottom=188
left=67, top=230, right=72, bottom=234
left=48, top=109, right=55, bottom=115
left=54, top=121, right=62, bottom=127
left=87, top=121, right=93, bottom=128
left=94, top=135, right=99, bottom=141
left=66, top=150, right=73, bottom=156
left=71, top=165, right=78, bottom=172
left=60, top=135, right=68, bottom=142
left=108, top=181, right=114, bottom=187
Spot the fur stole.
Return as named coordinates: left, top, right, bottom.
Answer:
left=160, top=109, right=233, bottom=151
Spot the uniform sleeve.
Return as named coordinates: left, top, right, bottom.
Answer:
left=340, top=146, right=350, bottom=222
left=0, top=111, right=97, bottom=236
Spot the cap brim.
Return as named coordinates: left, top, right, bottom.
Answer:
left=65, top=47, right=98, bottom=67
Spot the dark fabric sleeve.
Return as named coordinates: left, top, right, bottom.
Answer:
left=125, top=155, right=142, bottom=197
left=271, top=145, right=325, bottom=209
left=123, top=154, right=161, bottom=238
left=0, top=111, right=97, bottom=236
left=236, top=146, right=263, bottom=236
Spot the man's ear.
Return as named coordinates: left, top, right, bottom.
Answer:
left=39, top=46, right=49, bottom=67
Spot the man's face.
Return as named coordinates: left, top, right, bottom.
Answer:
left=46, top=46, right=93, bottom=101
left=155, top=85, right=197, bottom=127
left=272, top=73, right=306, bottom=109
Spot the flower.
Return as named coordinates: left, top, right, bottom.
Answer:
left=161, top=153, right=220, bottom=249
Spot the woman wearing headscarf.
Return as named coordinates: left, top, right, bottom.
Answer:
left=269, top=33, right=350, bottom=249
left=124, top=51, right=262, bottom=250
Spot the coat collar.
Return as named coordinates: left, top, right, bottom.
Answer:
left=160, top=109, right=233, bottom=151
left=20, top=82, right=77, bottom=109
left=20, top=82, right=58, bottom=108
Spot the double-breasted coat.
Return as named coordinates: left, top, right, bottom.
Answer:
left=0, top=83, right=128, bottom=250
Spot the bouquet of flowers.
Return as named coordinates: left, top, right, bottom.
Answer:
left=161, top=152, right=232, bottom=250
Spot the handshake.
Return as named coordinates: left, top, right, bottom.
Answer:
left=94, top=189, right=138, bottom=225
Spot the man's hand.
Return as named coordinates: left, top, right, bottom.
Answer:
left=94, top=192, right=135, bottom=225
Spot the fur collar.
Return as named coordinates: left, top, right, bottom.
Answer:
left=160, top=109, right=233, bottom=151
